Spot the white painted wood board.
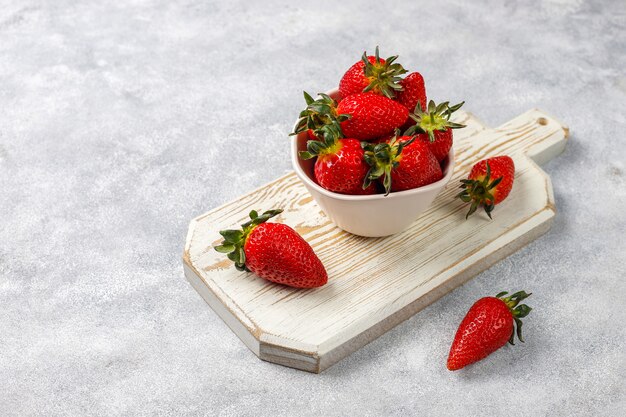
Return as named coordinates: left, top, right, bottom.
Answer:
left=183, top=109, right=569, bottom=373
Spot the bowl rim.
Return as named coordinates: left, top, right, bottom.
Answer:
left=290, top=89, right=455, bottom=202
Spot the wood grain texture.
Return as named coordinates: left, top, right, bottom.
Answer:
left=183, top=109, right=568, bottom=373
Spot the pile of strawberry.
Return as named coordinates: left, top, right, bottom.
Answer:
left=213, top=47, right=526, bottom=371
left=292, top=47, right=466, bottom=196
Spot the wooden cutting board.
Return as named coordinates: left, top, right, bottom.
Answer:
left=183, top=108, right=568, bottom=373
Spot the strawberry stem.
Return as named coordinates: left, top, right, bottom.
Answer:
left=405, top=99, right=466, bottom=139
left=496, top=290, right=532, bottom=345
left=291, top=91, right=350, bottom=138
left=360, top=46, right=408, bottom=99
left=298, top=122, right=344, bottom=160
left=362, top=130, right=416, bottom=195
left=457, top=161, right=503, bottom=219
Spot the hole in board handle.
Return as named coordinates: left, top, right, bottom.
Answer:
left=537, top=117, right=548, bottom=126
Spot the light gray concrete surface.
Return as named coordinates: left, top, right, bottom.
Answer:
left=1, top=0, right=625, bottom=416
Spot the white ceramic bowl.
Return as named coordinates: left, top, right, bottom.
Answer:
left=291, top=89, right=455, bottom=237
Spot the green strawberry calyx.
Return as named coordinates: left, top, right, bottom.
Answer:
left=362, top=130, right=416, bottom=196
left=457, top=161, right=502, bottom=219
left=404, top=100, right=466, bottom=142
left=361, top=46, right=408, bottom=99
left=495, top=290, right=532, bottom=345
left=298, top=122, right=343, bottom=160
left=214, top=209, right=283, bottom=271
left=291, top=91, right=350, bottom=138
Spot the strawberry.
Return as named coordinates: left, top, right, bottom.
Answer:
left=447, top=291, right=532, bottom=371
left=457, top=156, right=515, bottom=219
left=299, top=124, right=377, bottom=195
left=363, top=133, right=442, bottom=195
left=396, top=71, right=427, bottom=112
left=339, top=46, right=407, bottom=99
left=415, top=131, right=450, bottom=163
left=291, top=91, right=350, bottom=139
left=405, top=100, right=466, bottom=162
left=337, top=93, right=409, bottom=141
left=215, top=209, right=328, bottom=288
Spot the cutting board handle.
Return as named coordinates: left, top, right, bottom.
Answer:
left=455, top=108, right=569, bottom=174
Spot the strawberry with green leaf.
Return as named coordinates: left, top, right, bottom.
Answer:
left=291, top=91, right=350, bottom=140
left=447, top=291, right=532, bottom=371
left=339, top=46, right=408, bottom=99
left=299, top=123, right=377, bottom=195
left=362, top=131, right=442, bottom=195
left=457, top=156, right=515, bottom=219
left=404, top=100, right=466, bottom=162
left=215, top=209, right=328, bottom=289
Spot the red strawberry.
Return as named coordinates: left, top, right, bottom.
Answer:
left=405, top=100, right=466, bottom=162
left=363, top=133, right=442, bottom=195
left=215, top=209, right=328, bottom=288
left=339, top=46, right=407, bottom=99
left=337, top=93, right=409, bottom=141
left=396, top=72, right=427, bottom=112
left=415, top=131, right=451, bottom=163
left=447, top=291, right=532, bottom=371
left=291, top=91, right=350, bottom=139
left=299, top=124, right=376, bottom=195
left=457, top=156, right=515, bottom=219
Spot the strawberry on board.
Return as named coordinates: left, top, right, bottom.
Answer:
left=339, top=46, right=407, bottom=99
left=396, top=71, right=427, bottom=113
left=447, top=291, right=532, bottom=371
left=215, top=209, right=328, bottom=288
left=404, top=100, right=466, bottom=162
left=291, top=91, right=350, bottom=140
left=362, top=132, right=442, bottom=195
left=299, top=123, right=377, bottom=195
left=457, top=156, right=516, bottom=219
left=337, top=93, right=409, bottom=141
